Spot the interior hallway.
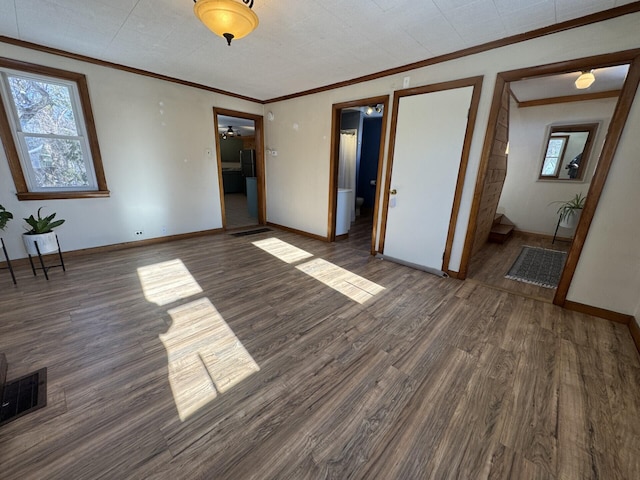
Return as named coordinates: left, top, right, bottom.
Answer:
left=0, top=228, right=638, bottom=479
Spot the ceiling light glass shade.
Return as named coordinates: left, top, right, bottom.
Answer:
left=194, top=0, right=259, bottom=45
left=575, top=71, right=595, bottom=89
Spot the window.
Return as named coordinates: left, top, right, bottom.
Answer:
left=0, top=58, right=108, bottom=200
left=540, top=135, right=568, bottom=177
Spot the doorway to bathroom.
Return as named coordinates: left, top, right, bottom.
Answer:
left=328, top=96, right=389, bottom=254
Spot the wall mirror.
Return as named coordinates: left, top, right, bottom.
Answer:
left=539, top=123, right=598, bottom=180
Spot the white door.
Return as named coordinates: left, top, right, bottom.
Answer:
left=383, top=86, right=474, bottom=273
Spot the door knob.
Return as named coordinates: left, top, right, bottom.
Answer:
left=390, top=189, right=397, bottom=195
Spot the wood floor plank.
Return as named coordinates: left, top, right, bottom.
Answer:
left=498, top=336, right=559, bottom=476
left=309, top=365, right=415, bottom=472
left=487, top=443, right=555, bottom=480
left=427, top=344, right=517, bottom=479
left=358, top=346, right=477, bottom=479
left=601, top=358, right=640, bottom=477
left=558, top=339, right=625, bottom=480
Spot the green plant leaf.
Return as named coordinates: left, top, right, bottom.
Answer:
left=47, top=219, right=65, bottom=230
left=23, top=207, right=66, bottom=234
left=0, top=204, right=13, bottom=231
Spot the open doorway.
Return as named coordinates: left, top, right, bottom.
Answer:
left=460, top=50, right=640, bottom=306
left=213, top=108, right=265, bottom=230
left=328, top=96, right=389, bottom=254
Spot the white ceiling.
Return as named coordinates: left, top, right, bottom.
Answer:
left=510, top=64, right=630, bottom=102
left=0, top=0, right=636, bottom=101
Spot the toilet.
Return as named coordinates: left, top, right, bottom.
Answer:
left=355, top=197, right=364, bottom=217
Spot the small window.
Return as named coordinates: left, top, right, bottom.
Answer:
left=0, top=58, right=108, bottom=200
left=540, top=135, right=569, bottom=177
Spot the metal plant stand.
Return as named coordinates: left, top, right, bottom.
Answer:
left=1, top=238, right=16, bottom=285
left=27, top=236, right=66, bottom=281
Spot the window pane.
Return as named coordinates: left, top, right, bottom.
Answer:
left=546, top=138, right=564, bottom=158
left=8, top=76, right=79, bottom=136
left=24, top=136, right=89, bottom=188
left=541, top=157, right=558, bottom=176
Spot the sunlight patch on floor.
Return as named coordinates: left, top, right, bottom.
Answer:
left=297, top=258, right=385, bottom=304
left=137, top=259, right=203, bottom=306
left=160, top=297, right=260, bottom=421
left=252, top=237, right=313, bottom=264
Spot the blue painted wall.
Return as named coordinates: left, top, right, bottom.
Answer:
left=357, top=117, right=382, bottom=211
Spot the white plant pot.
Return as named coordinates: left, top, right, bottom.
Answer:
left=559, top=208, right=582, bottom=229
left=23, top=232, right=58, bottom=255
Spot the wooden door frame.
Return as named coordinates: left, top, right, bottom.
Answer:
left=328, top=95, right=389, bottom=254
left=458, top=48, right=640, bottom=307
left=378, top=76, right=484, bottom=274
left=213, top=107, right=266, bottom=229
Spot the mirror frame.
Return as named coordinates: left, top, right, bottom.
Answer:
left=538, top=123, right=599, bottom=181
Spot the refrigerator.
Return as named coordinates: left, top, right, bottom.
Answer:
left=240, top=149, right=258, bottom=218
left=240, top=149, right=256, bottom=177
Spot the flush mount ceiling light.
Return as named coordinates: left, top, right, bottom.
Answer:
left=575, top=70, right=596, bottom=89
left=193, top=0, right=259, bottom=46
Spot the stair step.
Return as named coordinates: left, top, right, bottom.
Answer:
left=493, top=213, right=504, bottom=226
left=489, top=223, right=514, bottom=243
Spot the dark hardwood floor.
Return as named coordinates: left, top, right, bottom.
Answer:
left=0, top=227, right=638, bottom=479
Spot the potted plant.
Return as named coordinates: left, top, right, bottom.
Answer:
left=23, top=207, right=65, bottom=255
left=0, top=204, right=13, bottom=231
left=555, top=192, right=586, bottom=228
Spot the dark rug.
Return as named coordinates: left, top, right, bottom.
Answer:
left=0, top=368, right=47, bottom=427
left=231, top=228, right=272, bottom=237
left=505, top=246, right=567, bottom=289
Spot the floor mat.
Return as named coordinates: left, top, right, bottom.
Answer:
left=505, top=246, right=567, bottom=289
left=231, top=228, right=272, bottom=237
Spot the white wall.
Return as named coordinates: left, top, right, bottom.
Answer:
left=0, top=43, right=262, bottom=260
left=498, top=97, right=615, bottom=236
left=568, top=89, right=640, bottom=313
left=263, top=12, right=640, bottom=314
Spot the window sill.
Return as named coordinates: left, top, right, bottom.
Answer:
left=16, top=190, right=110, bottom=201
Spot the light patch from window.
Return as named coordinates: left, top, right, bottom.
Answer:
left=137, top=259, right=203, bottom=306
left=252, top=237, right=313, bottom=264
left=296, top=258, right=385, bottom=304
left=160, top=297, right=259, bottom=421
